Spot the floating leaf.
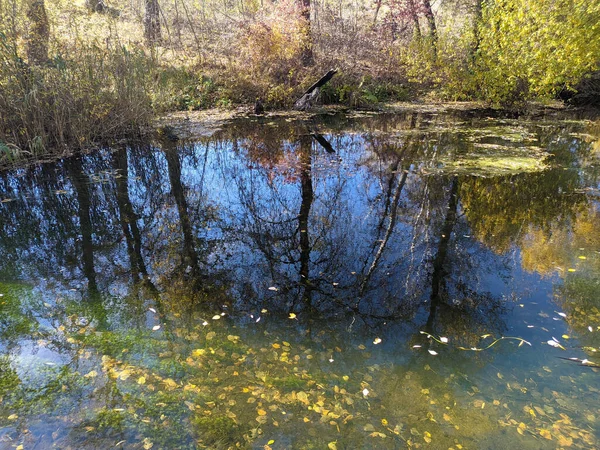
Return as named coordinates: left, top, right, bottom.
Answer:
left=268, top=286, right=278, bottom=291
left=423, top=431, right=432, bottom=443
left=539, top=429, right=552, bottom=439
left=362, top=388, right=369, bottom=397
left=152, top=325, right=161, bottom=331
left=428, top=350, right=438, bottom=355
left=288, top=313, right=297, bottom=319
left=373, top=338, right=382, bottom=345
left=296, top=391, right=309, bottom=404
left=212, top=315, right=221, bottom=320
left=440, top=337, right=448, bottom=343
left=547, top=339, right=565, bottom=350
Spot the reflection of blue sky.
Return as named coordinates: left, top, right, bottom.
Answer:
left=0, top=113, right=599, bottom=447
left=0, top=117, right=597, bottom=332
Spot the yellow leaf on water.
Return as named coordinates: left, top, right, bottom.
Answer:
left=369, top=432, right=387, bottom=438
left=84, top=370, right=98, bottom=378
left=288, top=313, right=297, bottom=319
left=328, top=442, right=337, bottom=450
left=138, top=376, right=146, bottom=385
left=423, top=431, right=432, bottom=443
left=381, top=418, right=388, bottom=426
left=7, top=414, right=17, bottom=420
left=539, top=429, right=552, bottom=439
left=257, top=409, right=267, bottom=416
left=297, top=391, right=309, bottom=405
left=163, top=378, right=178, bottom=388
left=557, top=435, right=573, bottom=447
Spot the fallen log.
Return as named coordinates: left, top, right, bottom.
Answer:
left=294, top=69, right=338, bottom=111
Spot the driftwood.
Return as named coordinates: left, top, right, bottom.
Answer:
left=294, top=69, right=338, bottom=111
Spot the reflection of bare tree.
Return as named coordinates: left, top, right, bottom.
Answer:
left=113, top=148, right=149, bottom=282
left=66, top=154, right=98, bottom=294
left=298, top=135, right=314, bottom=307
left=420, top=176, right=507, bottom=346
left=426, top=176, right=459, bottom=330
left=163, top=142, right=202, bottom=289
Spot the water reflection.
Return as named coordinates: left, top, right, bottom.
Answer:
left=0, top=111, right=599, bottom=448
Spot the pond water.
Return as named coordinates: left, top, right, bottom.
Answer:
left=0, top=110, right=599, bottom=449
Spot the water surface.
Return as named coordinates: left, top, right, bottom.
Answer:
left=0, top=111, right=599, bottom=449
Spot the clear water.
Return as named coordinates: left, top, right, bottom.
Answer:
left=0, top=111, right=599, bottom=449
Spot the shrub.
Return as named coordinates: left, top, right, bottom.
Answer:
left=0, top=33, right=154, bottom=158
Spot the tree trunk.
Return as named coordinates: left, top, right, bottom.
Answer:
left=299, top=0, right=313, bottom=66
left=408, top=0, right=422, bottom=38
left=85, top=0, right=105, bottom=12
left=144, top=0, right=161, bottom=44
left=471, top=0, right=483, bottom=57
left=421, top=0, right=437, bottom=54
left=26, top=0, right=49, bottom=65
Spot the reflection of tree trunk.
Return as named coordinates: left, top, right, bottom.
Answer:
left=164, top=145, right=202, bottom=286
left=26, top=0, right=49, bottom=65
left=298, top=136, right=313, bottom=306
left=67, top=155, right=98, bottom=294
left=360, top=167, right=408, bottom=294
left=113, top=148, right=148, bottom=282
left=425, top=176, right=459, bottom=331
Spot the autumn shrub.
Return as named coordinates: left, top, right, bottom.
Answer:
left=473, top=0, right=600, bottom=106
left=0, top=34, right=154, bottom=158
left=222, top=0, right=312, bottom=105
